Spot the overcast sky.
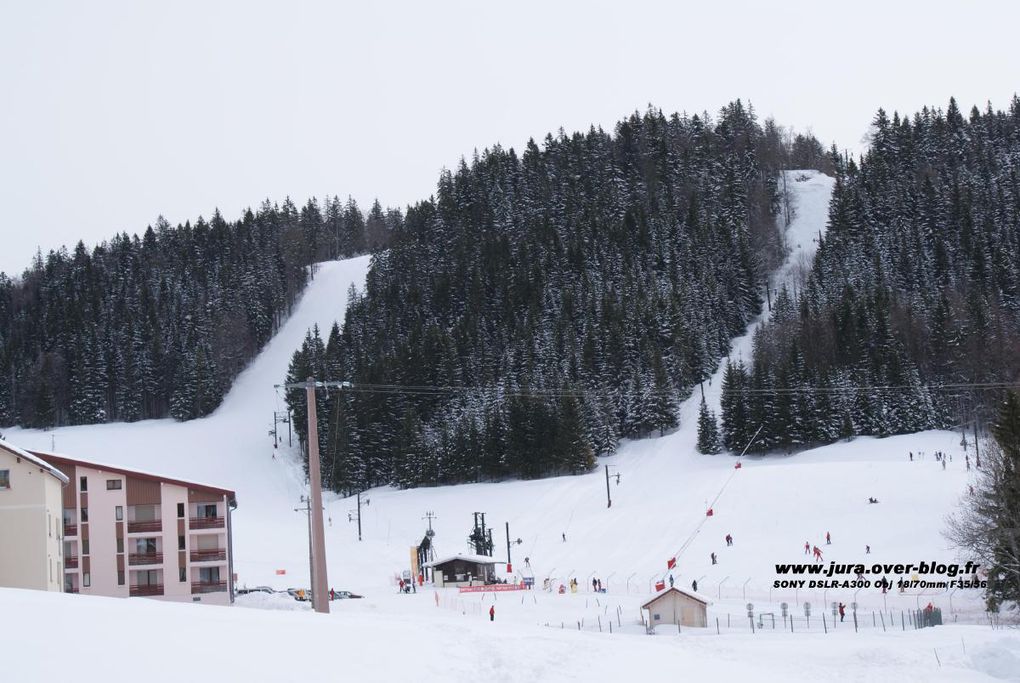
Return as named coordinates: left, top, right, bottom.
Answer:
left=1, top=0, right=1017, bottom=276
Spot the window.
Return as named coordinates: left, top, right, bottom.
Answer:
left=0, top=469, right=10, bottom=489
left=83, top=573, right=91, bottom=588
left=79, top=476, right=87, bottom=492
left=82, top=539, right=89, bottom=555
left=179, top=568, right=187, bottom=582
left=177, top=503, right=185, bottom=518
left=64, top=541, right=72, bottom=557
left=106, top=479, right=122, bottom=490
left=202, top=504, right=218, bottom=518
left=81, top=507, right=88, bottom=522
left=116, top=537, right=124, bottom=553
left=199, top=566, right=220, bottom=584
left=178, top=535, right=185, bottom=551
left=137, top=569, right=159, bottom=586
left=48, top=514, right=52, bottom=537
left=117, top=571, right=125, bottom=586
left=135, top=538, right=157, bottom=554
left=115, top=506, right=123, bottom=521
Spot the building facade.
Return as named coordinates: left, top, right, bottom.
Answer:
left=641, top=587, right=709, bottom=630
left=35, top=452, right=238, bottom=606
left=0, top=440, right=69, bottom=592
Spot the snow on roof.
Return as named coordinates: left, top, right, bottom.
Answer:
left=0, top=438, right=70, bottom=484
left=641, top=586, right=711, bottom=609
left=28, top=449, right=236, bottom=502
left=422, top=553, right=504, bottom=568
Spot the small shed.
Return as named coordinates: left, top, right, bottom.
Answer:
left=423, top=554, right=499, bottom=588
left=641, top=587, right=709, bottom=630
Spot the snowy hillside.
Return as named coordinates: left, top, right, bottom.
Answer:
left=3, top=173, right=1006, bottom=678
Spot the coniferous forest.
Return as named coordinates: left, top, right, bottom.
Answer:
left=286, top=103, right=825, bottom=491
left=0, top=197, right=395, bottom=427
left=720, top=98, right=1020, bottom=454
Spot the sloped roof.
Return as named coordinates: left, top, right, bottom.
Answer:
left=0, top=438, right=70, bottom=484
left=31, top=450, right=237, bottom=506
left=422, top=553, right=502, bottom=568
left=641, top=586, right=711, bottom=609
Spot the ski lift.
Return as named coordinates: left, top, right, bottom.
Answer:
left=706, top=508, right=714, bottom=517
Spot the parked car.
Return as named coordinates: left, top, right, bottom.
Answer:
left=331, top=590, right=363, bottom=600
left=236, top=585, right=275, bottom=595
left=287, top=588, right=309, bottom=601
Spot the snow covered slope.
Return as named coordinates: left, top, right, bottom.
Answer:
left=2, top=173, right=988, bottom=625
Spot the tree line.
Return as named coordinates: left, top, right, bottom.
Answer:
left=0, top=196, right=396, bottom=427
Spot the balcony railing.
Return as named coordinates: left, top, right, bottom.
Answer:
left=63, top=524, right=78, bottom=537
left=65, top=556, right=79, bottom=569
left=65, top=587, right=79, bottom=594
left=191, top=580, right=227, bottom=594
left=128, top=552, right=164, bottom=566
left=189, top=516, right=224, bottom=530
left=130, top=584, right=164, bottom=597
left=190, top=549, right=226, bottom=563
left=127, top=520, right=162, bottom=533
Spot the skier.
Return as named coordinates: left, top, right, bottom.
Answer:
left=593, top=577, right=599, bottom=591
left=710, top=552, right=717, bottom=565
left=669, top=574, right=675, bottom=588
left=804, top=541, right=810, bottom=555
left=838, top=602, right=846, bottom=622
left=597, top=579, right=603, bottom=592
left=562, top=532, right=566, bottom=543
left=966, top=455, right=971, bottom=471
left=398, top=579, right=405, bottom=594
left=813, top=546, right=823, bottom=562
left=489, top=605, right=495, bottom=622
left=909, top=452, right=913, bottom=461
left=865, top=545, right=871, bottom=554
left=725, top=534, right=733, bottom=546
left=329, top=588, right=335, bottom=601
left=942, top=459, right=946, bottom=471
left=691, top=580, right=698, bottom=592
left=826, top=532, right=831, bottom=545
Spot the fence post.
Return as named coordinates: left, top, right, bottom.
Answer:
left=750, top=617, right=755, bottom=634
left=853, top=611, right=858, bottom=633
left=598, top=616, right=602, bottom=632
left=880, top=612, right=886, bottom=632
left=872, top=612, right=876, bottom=627
left=901, top=611, right=905, bottom=631
left=716, top=617, right=720, bottom=635
left=822, top=614, right=827, bottom=634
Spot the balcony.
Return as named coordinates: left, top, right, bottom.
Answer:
left=189, top=516, right=224, bottom=530
left=127, top=520, right=162, bottom=534
left=63, top=524, right=78, bottom=537
left=191, top=580, right=227, bottom=594
left=128, top=552, right=164, bottom=566
left=64, top=586, right=79, bottom=594
left=65, top=556, right=79, bottom=569
left=130, top=584, right=164, bottom=597
left=190, top=549, right=226, bottom=563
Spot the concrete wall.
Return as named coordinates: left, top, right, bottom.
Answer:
left=0, top=449, right=64, bottom=591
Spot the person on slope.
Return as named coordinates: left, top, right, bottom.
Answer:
left=804, top=541, right=810, bottom=555
left=669, top=574, right=675, bottom=588
left=826, top=532, right=831, bottom=545
left=710, top=552, right=717, bottom=565
left=725, top=534, right=733, bottom=546
left=838, top=602, right=846, bottom=622
left=691, top=580, right=698, bottom=592
left=813, top=546, right=823, bottom=562
left=490, top=605, right=495, bottom=622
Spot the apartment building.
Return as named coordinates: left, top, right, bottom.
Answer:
left=34, top=452, right=238, bottom=605
left=0, top=439, right=69, bottom=592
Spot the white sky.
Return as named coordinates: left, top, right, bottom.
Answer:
left=1, top=0, right=1018, bottom=276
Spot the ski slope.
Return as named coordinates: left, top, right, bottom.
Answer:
left=2, top=172, right=1006, bottom=676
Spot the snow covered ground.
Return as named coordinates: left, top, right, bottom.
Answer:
left=4, top=172, right=1016, bottom=681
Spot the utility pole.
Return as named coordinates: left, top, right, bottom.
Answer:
left=348, top=492, right=363, bottom=541
left=505, top=521, right=512, bottom=568
left=605, top=465, right=612, bottom=508
left=275, top=378, right=355, bottom=612
left=974, top=416, right=981, bottom=468
left=294, top=495, right=313, bottom=600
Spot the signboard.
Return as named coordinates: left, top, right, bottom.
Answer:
left=458, top=583, right=526, bottom=593
left=523, top=577, right=535, bottom=588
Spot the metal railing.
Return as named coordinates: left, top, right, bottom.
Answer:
left=65, top=556, right=79, bottom=569
left=190, top=549, right=226, bottom=563
left=127, top=520, right=162, bottom=533
left=191, top=580, right=227, bottom=594
left=129, top=584, right=163, bottom=597
left=189, top=516, right=224, bottom=530
left=128, top=552, right=164, bottom=566
left=63, top=524, right=78, bottom=537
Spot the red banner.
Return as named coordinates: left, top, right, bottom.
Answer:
left=458, top=583, right=526, bottom=593
left=667, top=557, right=676, bottom=569
left=275, top=569, right=286, bottom=575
